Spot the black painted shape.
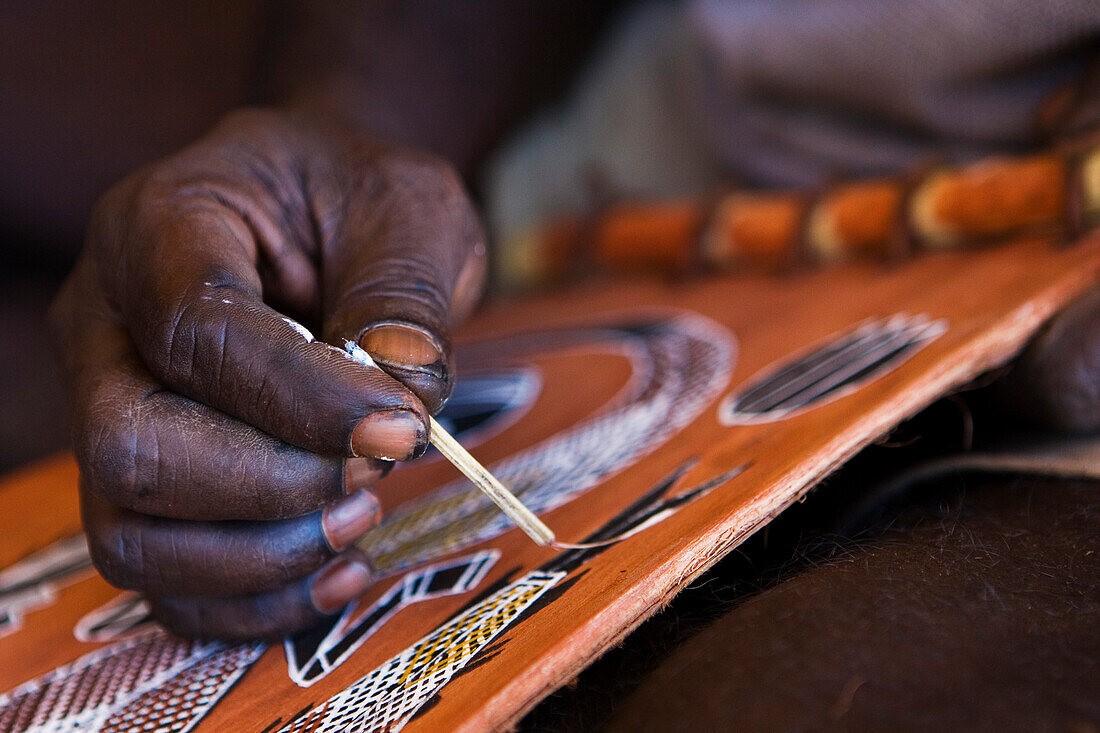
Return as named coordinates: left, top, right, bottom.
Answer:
left=509, top=574, right=585, bottom=632
left=425, top=565, right=468, bottom=595
left=545, top=461, right=749, bottom=576
left=606, top=321, right=669, bottom=338
left=259, top=717, right=282, bottom=733
left=543, top=460, right=695, bottom=574
left=83, top=594, right=152, bottom=639
left=260, top=702, right=316, bottom=733
left=302, top=660, right=323, bottom=682
left=447, top=640, right=511, bottom=685
left=444, top=566, right=524, bottom=623
left=735, top=329, right=879, bottom=413
left=288, top=616, right=337, bottom=667
left=447, top=460, right=750, bottom=689
left=433, top=369, right=538, bottom=442
left=323, top=591, right=404, bottom=667
left=728, top=317, right=940, bottom=419
left=751, top=332, right=917, bottom=414
left=440, top=409, right=505, bottom=438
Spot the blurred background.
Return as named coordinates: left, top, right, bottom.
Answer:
left=2, top=1, right=1099, bottom=471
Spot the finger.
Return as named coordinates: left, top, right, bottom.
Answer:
left=150, top=551, right=374, bottom=640
left=98, top=189, right=429, bottom=462
left=82, top=487, right=380, bottom=596
left=993, top=286, right=1100, bottom=432
left=58, top=294, right=388, bottom=520
left=321, top=148, right=486, bottom=412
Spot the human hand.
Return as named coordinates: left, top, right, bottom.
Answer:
left=992, top=284, right=1100, bottom=433
left=49, top=109, right=486, bottom=640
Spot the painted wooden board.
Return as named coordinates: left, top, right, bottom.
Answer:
left=1, top=234, right=1098, bottom=732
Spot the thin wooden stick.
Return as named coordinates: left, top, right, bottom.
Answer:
left=428, top=415, right=557, bottom=547
left=430, top=417, right=627, bottom=550
left=346, top=339, right=617, bottom=550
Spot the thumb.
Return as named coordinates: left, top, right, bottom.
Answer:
left=322, top=149, right=486, bottom=413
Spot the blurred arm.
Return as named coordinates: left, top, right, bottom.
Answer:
left=268, top=0, right=625, bottom=177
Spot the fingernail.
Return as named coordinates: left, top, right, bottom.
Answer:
left=343, top=457, right=393, bottom=493
left=311, top=555, right=374, bottom=614
left=360, top=323, right=442, bottom=368
left=322, top=490, right=382, bottom=551
left=351, top=409, right=427, bottom=461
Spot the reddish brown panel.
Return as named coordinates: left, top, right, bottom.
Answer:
left=0, top=235, right=1097, bottom=732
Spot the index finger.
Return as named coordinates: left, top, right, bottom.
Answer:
left=100, top=191, right=429, bottom=462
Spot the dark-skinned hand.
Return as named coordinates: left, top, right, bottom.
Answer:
left=49, top=109, right=486, bottom=640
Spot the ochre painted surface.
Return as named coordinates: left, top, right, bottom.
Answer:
left=1, top=235, right=1098, bottom=732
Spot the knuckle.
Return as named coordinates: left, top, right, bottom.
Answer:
left=155, top=594, right=302, bottom=641
left=368, top=261, right=452, bottom=310
left=75, top=387, right=162, bottom=511
left=146, top=282, right=237, bottom=394
left=261, top=456, right=344, bottom=520
left=376, top=148, right=466, bottom=202
left=159, top=299, right=216, bottom=385
left=381, top=146, right=454, bottom=179
left=85, top=514, right=146, bottom=591
left=252, top=526, right=319, bottom=587
left=75, top=392, right=139, bottom=506
left=368, top=149, right=484, bottom=261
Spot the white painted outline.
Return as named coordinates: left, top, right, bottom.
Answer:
left=0, top=535, right=94, bottom=639
left=284, top=550, right=500, bottom=688
left=73, top=591, right=152, bottom=644
left=277, top=569, right=565, bottom=732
